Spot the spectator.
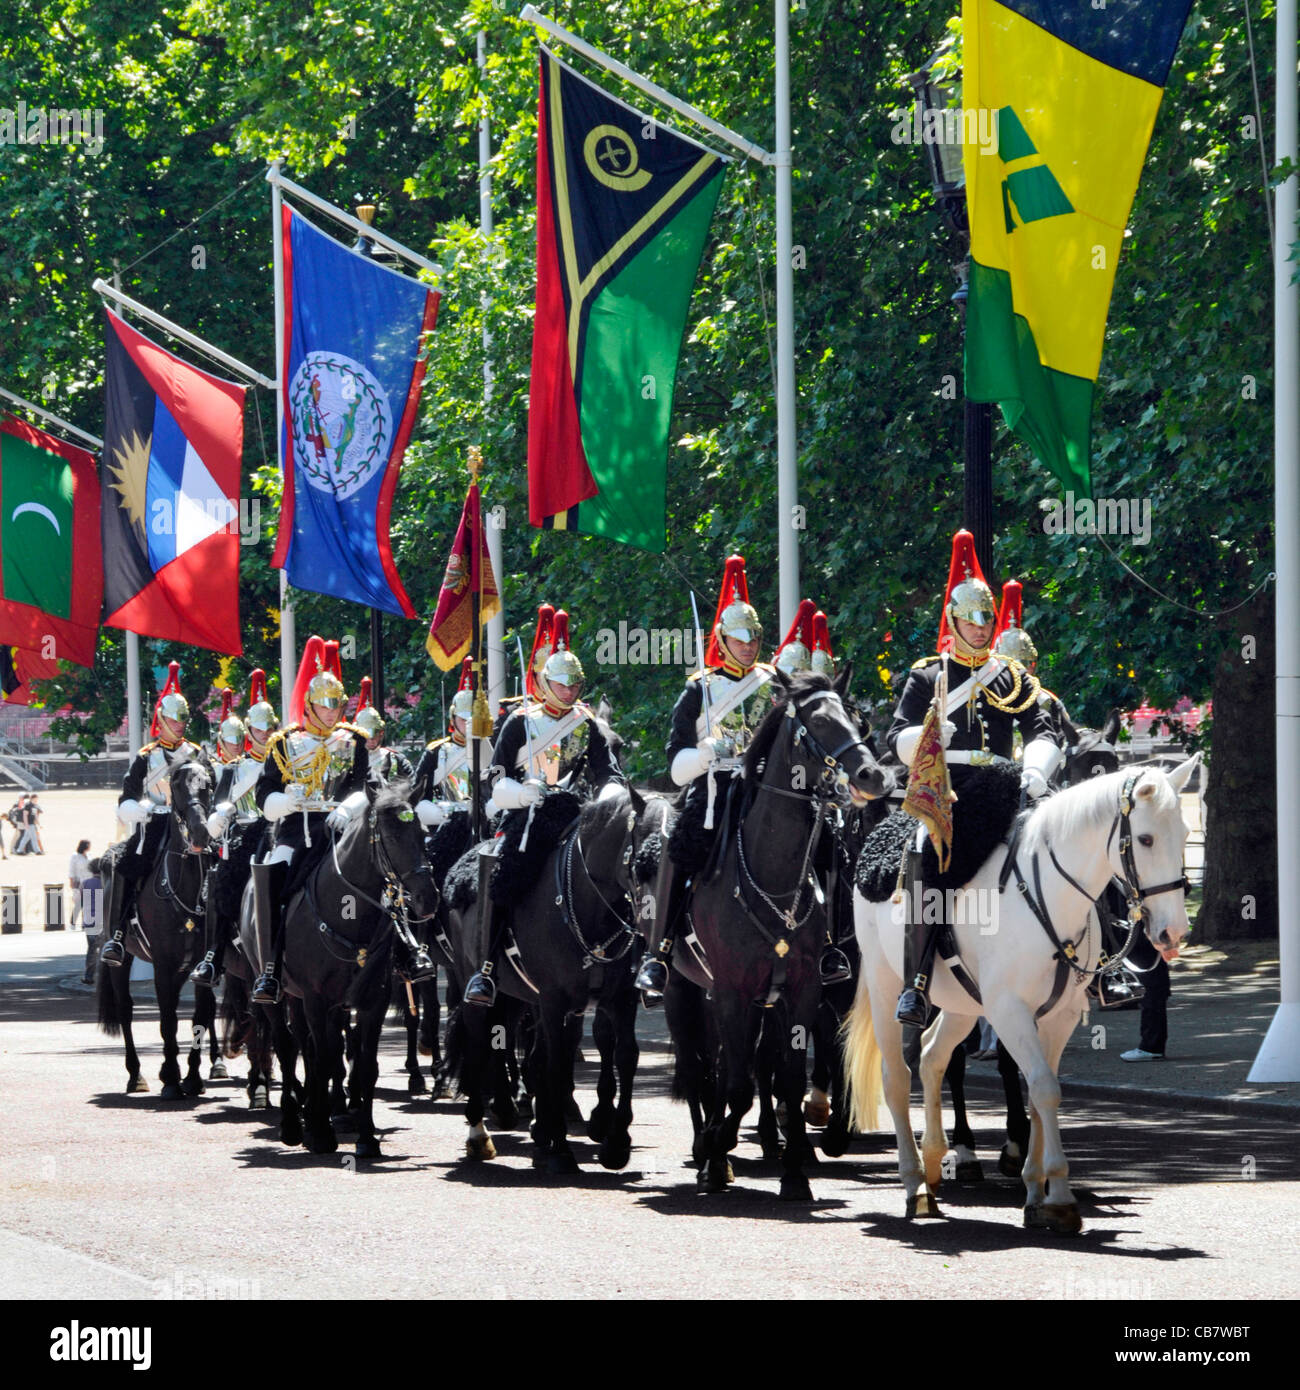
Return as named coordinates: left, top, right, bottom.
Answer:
left=29, top=795, right=44, bottom=854
left=1121, top=954, right=1171, bottom=1062
left=14, top=796, right=40, bottom=855
left=69, top=840, right=91, bottom=928
left=7, top=796, right=26, bottom=855
left=80, top=857, right=103, bottom=985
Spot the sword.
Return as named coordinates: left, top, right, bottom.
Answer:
left=515, top=634, right=538, bottom=851
left=690, top=590, right=720, bottom=830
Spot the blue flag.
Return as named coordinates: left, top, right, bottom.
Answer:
left=272, top=204, right=438, bottom=617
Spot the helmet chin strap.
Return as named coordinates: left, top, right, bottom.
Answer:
left=720, top=636, right=754, bottom=678
left=304, top=706, right=336, bottom=735
left=951, top=631, right=992, bottom=666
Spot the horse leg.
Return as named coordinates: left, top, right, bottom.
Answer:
left=462, top=1000, right=497, bottom=1160
left=664, top=974, right=709, bottom=1166
left=697, top=996, right=759, bottom=1193
left=488, top=1002, right=520, bottom=1130
left=537, top=1000, right=579, bottom=1175
left=107, top=958, right=146, bottom=1093
left=754, top=1022, right=781, bottom=1162
left=198, top=983, right=227, bottom=1079
left=562, top=1012, right=584, bottom=1133
left=997, top=1038, right=1029, bottom=1176
left=300, top=995, right=338, bottom=1154
left=918, top=1008, right=974, bottom=1193
left=587, top=1003, right=616, bottom=1144
left=820, top=997, right=853, bottom=1158
left=404, top=990, right=427, bottom=1097
left=183, top=985, right=214, bottom=1095
left=946, top=1023, right=983, bottom=1182
left=776, top=993, right=818, bottom=1201
left=155, top=967, right=185, bottom=1101
left=989, top=1002, right=1081, bottom=1234
left=597, top=985, right=638, bottom=1172
left=352, top=1006, right=383, bottom=1160
left=277, top=999, right=305, bottom=1145
left=805, top=1006, right=832, bottom=1129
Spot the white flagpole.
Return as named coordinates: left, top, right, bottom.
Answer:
left=1250, top=0, right=1300, bottom=1082
left=0, top=386, right=102, bottom=450
left=479, top=29, right=506, bottom=710
left=108, top=264, right=144, bottom=757
left=270, top=159, right=297, bottom=723
left=774, top=0, right=799, bottom=632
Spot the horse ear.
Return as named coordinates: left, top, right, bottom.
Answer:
left=1167, top=753, right=1201, bottom=794
left=366, top=777, right=379, bottom=804
left=628, top=783, right=646, bottom=817
left=1061, top=716, right=1083, bottom=748
left=1102, top=707, right=1122, bottom=744
left=833, top=659, right=852, bottom=696
left=772, top=665, right=792, bottom=694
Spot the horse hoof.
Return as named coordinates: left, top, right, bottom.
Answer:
left=803, top=1098, right=831, bottom=1129
left=517, top=1094, right=533, bottom=1120
left=564, top=1101, right=584, bottom=1135
left=597, top=1137, right=631, bottom=1171
left=724, top=1160, right=735, bottom=1185
left=250, top=1086, right=269, bottom=1111
left=209, top=1060, right=228, bottom=1080
left=696, top=1164, right=729, bottom=1195
left=905, top=1191, right=943, bottom=1219
left=280, top=1116, right=303, bottom=1146
left=331, top=1111, right=358, bottom=1134
left=432, top=1080, right=452, bottom=1101
left=1025, top=1202, right=1083, bottom=1235
left=127, top=1077, right=148, bottom=1094
left=820, top=1130, right=849, bottom=1159
left=466, top=1135, right=497, bottom=1161
left=355, top=1137, right=381, bottom=1160
left=304, top=1128, right=338, bottom=1155
left=418, top=1043, right=433, bottom=1058
left=407, top=1071, right=428, bottom=1097
left=180, top=1075, right=204, bottom=1097
left=545, top=1150, right=580, bottom=1176
left=761, top=1142, right=782, bottom=1164
left=998, top=1145, right=1026, bottom=1178
left=587, top=1107, right=613, bottom=1144
left=528, top=1119, right=542, bottom=1145
left=160, top=1083, right=183, bottom=1102
left=956, top=1159, right=985, bottom=1184
left=488, top=1102, right=518, bottom=1130
left=779, top=1173, right=813, bottom=1202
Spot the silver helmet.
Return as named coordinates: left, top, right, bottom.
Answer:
left=718, top=599, right=762, bottom=649
left=994, top=625, right=1038, bottom=665
left=354, top=705, right=385, bottom=740
left=158, top=691, right=190, bottom=725
left=450, top=688, right=475, bottom=724
left=541, top=647, right=585, bottom=694
left=218, top=714, right=247, bottom=751
left=947, top=577, right=997, bottom=629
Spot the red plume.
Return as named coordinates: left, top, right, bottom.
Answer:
left=248, top=668, right=269, bottom=706
left=289, top=635, right=326, bottom=727
left=324, top=639, right=343, bottom=683
left=357, top=675, right=374, bottom=714
left=995, top=579, right=1023, bottom=643
left=219, top=687, right=234, bottom=723
left=811, top=610, right=834, bottom=668
left=553, top=610, right=570, bottom=651
left=526, top=604, right=556, bottom=698
left=457, top=656, right=474, bottom=693
left=705, top=554, right=750, bottom=668
left=150, top=660, right=182, bottom=739
left=936, top=530, right=992, bottom=654
left=773, top=598, right=816, bottom=666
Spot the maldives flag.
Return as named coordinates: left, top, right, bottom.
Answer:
left=0, top=645, right=61, bottom=705
left=0, top=414, right=102, bottom=667
left=425, top=481, right=501, bottom=670
left=529, top=48, right=725, bottom=552
left=272, top=205, right=439, bottom=618
left=101, top=308, right=244, bottom=654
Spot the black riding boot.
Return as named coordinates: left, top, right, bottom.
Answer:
left=100, top=869, right=136, bottom=968
left=464, top=845, right=500, bottom=1006
left=250, top=860, right=288, bottom=1004
left=895, top=850, right=941, bottom=1029
left=634, top=853, right=686, bottom=1003
left=190, top=883, right=225, bottom=988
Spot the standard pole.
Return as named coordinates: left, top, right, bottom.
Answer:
left=479, top=29, right=506, bottom=711
left=370, top=608, right=385, bottom=723
left=774, top=0, right=800, bottom=631
left=963, top=399, right=994, bottom=581
left=271, top=161, right=297, bottom=721
left=125, top=633, right=141, bottom=753
left=1250, top=0, right=1300, bottom=1082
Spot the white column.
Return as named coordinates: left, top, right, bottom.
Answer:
left=1251, top=0, right=1300, bottom=1082
left=125, top=631, right=141, bottom=754
left=271, top=160, right=297, bottom=721
left=774, top=0, right=800, bottom=631
left=480, top=29, right=506, bottom=708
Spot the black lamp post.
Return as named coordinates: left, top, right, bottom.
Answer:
left=908, top=56, right=995, bottom=581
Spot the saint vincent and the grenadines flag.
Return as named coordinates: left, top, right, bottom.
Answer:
left=0, top=414, right=102, bottom=670
left=102, top=307, right=245, bottom=654
left=529, top=47, right=726, bottom=552
left=963, top=0, right=1192, bottom=497
left=272, top=204, right=439, bottom=618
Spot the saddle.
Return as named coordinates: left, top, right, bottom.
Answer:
left=488, top=789, right=583, bottom=906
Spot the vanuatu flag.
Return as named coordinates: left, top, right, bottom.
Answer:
left=0, top=414, right=102, bottom=667
left=102, top=308, right=245, bottom=654
left=272, top=205, right=439, bottom=618
left=963, top=0, right=1192, bottom=496
left=528, top=48, right=726, bottom=552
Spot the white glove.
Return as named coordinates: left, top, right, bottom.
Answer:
left=940, top=721, right=958, bottom=748
left=262, top=792, right=293, bottom=822
left=894, top=726, right=923, bottom=766
left=415, top=799, right=449, bottom=828
left=1021, top=767, right=1049, bottom=800
left=150, top=800, right=171, bottom=815
left=493, top=777, right=545, bottom=811
left=286, top=782, right=308, bottom=804
left=1022, top=737, right=1064, bottom=796
left=117, top=798, right=148, bottom=826
left=519, top=779, right=545, bottom=807
left=205, top=807, right=232, bottom=839
left=327, top=790, right=368, bottom=832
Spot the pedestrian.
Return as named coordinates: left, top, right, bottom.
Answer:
left=69, top=839, right=91, bottom=928
left=7, top=795, right=26, bottom=854
left=13, top=795, right=39, bottom=855
left=29, top=794, right=44, bottom=854
left=80, top=857, right=103, bottom=985
left=1121, top=955, right=1171, bottom=1062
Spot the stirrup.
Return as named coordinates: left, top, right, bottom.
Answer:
left=819, top=946, right=852, bottom=986
left=463, top=970, right=496, bottom=1007
left=190, top=958, right=218, bottom=989
left=401, top=948, right=437, bottom=985
left=251, top=971, right=281, bottom=1005
left=101, top=937, right=126, bottom=968
left=634, top=954, right=667, bottom=996
left=894, top=986, right=930, bottom=1030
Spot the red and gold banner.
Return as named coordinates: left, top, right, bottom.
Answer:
left=425, top=482, right=500, bottom=671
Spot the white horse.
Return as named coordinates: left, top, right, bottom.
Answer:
left=844, top=758, right=1198, bottom=1234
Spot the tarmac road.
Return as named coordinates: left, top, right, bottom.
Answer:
left=1, top=929, right=1297, bottom=1303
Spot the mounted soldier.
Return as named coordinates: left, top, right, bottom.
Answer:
left=634, top=554, right=780, bottom=1001
left=463, top=605, right=625, bottom=1006
left=886, top=531, right=1064, bottom=1027
left=101, top=663, right=205, bottom=967
left=353, top=676, right=415, bottom=784
left=190, top=672, right=278, bottom=989
left=993, top=578, right=1074, bottom=753
left=249, top=636, right=434, bottom=1004
left=412, top=657, right=482, bottom=830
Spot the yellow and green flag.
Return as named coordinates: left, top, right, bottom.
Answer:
left=963, top=0, right=1192, bottom=496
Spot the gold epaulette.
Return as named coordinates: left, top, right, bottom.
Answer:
left=425, top=736, right=451, bottom=753
left=910, top=655, right=941, bottom=670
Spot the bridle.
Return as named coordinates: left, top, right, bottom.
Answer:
left=158, top=762, right=213, bottom=918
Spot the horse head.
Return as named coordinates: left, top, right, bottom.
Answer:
left=366, top=779, right=440, bottom=922
left=169, top=755, right=214, bottom=854
left=1110, top=756, right=1198, bottom=960
left=1060, top=708, right=1122, bottom=786
left=759, top=666, right=895, bottom=806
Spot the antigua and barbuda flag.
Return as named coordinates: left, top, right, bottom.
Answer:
left=101, top=308, right=245, bottom=654
left=963, top=0, right=1192, bottom=497
left=528, top=48, right=726, bottom=552
left=0, top=414, right=102, bottom=668
left=271, top=204, right=439, bottom=618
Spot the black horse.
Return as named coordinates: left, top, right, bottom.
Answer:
left=444, top=784, right=663, bottom=1173
left=235, top=780, right=437, bottom=1159
left=97, top=757, right=222, bottom=1099
left=667, top=667, right=894, bottom=1199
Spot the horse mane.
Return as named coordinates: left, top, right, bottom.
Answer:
left=742, top=670, right=834, bottom=781
left=1022, top=764, right=1177, bottom=856
left=374, top=780, right=413, bottom=815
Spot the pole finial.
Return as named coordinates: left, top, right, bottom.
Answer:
left=467, top=443, right=483, bottom=481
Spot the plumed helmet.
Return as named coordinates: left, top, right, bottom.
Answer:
left=947, top=577, right=997, bottom=628
left=450, top=656, right=475, bottom=727
left=354, top=675, right=384, bottom=739
left=246, top=669, right=279, bottom=735
left=541, top=611, right=584, bottom=697
left=810, top=610, right=836, bottom=677
left=706, top=555, right=762, bottom=667
left=937, top=530, right=996, bottom=652
left=994, top=626, right=1038, bottom=665
left=306, top=668, right=345, bottom=708
left=152, top=660, right=188, bottom=735
left=219, top=714, right=247, bottom=751
left=773, top=598, right=816, bottom=675
left=526, top=604, right=556, bottom=699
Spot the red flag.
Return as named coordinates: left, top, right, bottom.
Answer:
left=425, top=483, right=500, bottom=671
left=0, top=646, right=61, bottom=705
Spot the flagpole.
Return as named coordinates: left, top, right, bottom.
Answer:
left=479, top=28, right=506, bottom=712
left=0, top=386, right=102, bottom=450
left=467, top=446, right=489, bottom=842
left=774, top=0, right=799, bottom=632
left=270, top=159, right=297, bottom=723
left=1250, top=0, right=1300, bottom=1082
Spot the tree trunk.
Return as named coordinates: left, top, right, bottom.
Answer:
left=1198, top=586, right=1276, bottom=941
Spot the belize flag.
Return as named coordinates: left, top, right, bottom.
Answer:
left=101, top=309, right=245, bottom=654
left=271, top=205, right=439, bottom=617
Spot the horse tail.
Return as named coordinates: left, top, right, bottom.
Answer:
left=96, top=957, right=122, bottom=1037
left=442, top=1006, right=465, bottom=1090
left=840, top=966, right=882, bottom=1134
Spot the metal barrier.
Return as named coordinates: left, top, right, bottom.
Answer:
left=44, top=883, right=65, bottom=931
left=1, top=885, right=19, bottom=934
